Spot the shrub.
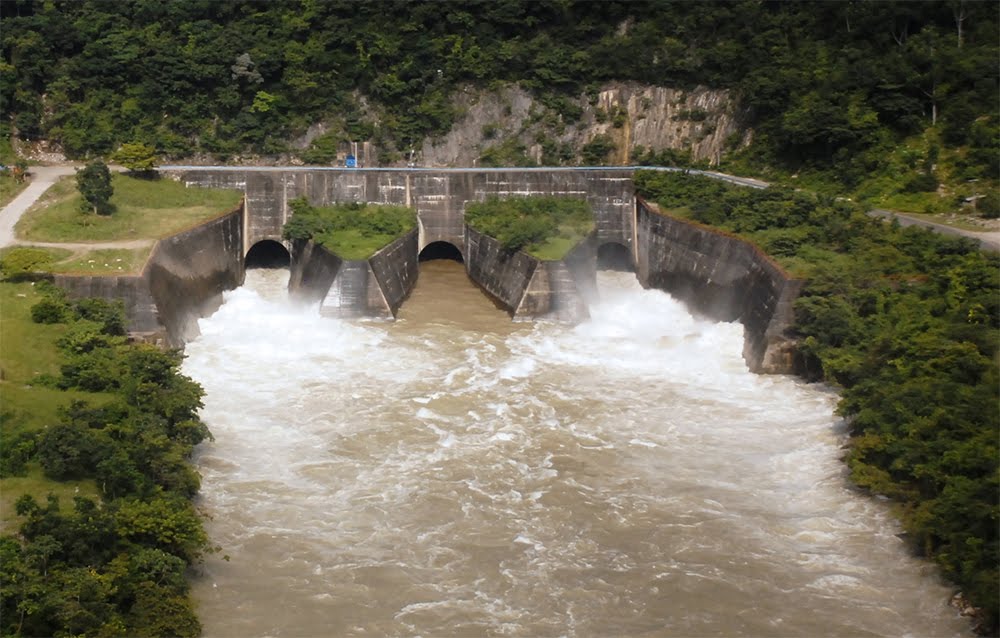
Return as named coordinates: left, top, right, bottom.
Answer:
left=977, top=191, right=1000, bottom=219
left=31, top=298, right=69, bottom=324
left=465, top=196, right=592, bottom=254
left=0, top=247, right=58, bottom=277
left=902, top=171, right=939, bottom=193
left=581, top=134, right=616, bottom=165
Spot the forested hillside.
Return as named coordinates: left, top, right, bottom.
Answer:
left=2, top=0, right=997, bottom=197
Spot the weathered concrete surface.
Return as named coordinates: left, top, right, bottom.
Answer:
left=288, top=240, right=343, bottom=305
left=53, top=205, right=245, bottom=345
left=53, top=272, right=160, bottom=336
left=465, top=226, right=593, bottom=323
left=368, top=229, right=419, bottom=315
left=288, top=229, right=419, bottom=320
left=41, top=167, right=804, bottom=372
left=634, top=198, right=803, bottom=373
left=145, top=208, right=245, bottom=344
left=172, top=168, right=636, bottom=259
left=464, top=226, right=538, bottom=316
left=321, top=260, right=384, bottom=319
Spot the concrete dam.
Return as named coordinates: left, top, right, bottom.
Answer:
left=54, top=167, right=801, bottom=373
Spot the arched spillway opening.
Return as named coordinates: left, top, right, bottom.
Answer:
left=597, top=241, right=633, bottom=271
left=419, top=241, right=464, bottom=263
left=245, top=240, right=291, bottom=269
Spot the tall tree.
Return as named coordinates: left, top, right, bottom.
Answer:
left=75, top=161, right=114, bottom=216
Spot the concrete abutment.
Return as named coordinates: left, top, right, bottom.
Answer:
left=63, top=169, right=803, bottom=373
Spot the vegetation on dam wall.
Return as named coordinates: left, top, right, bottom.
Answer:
left=282, top=197, right=416, bottom=260
left=636, top=170, right=1000, bottom=632
left=0, top=282, right=210, bottom=637
left=465, top=196, right=593, bottom=260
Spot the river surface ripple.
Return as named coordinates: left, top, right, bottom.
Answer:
left=184, top=261, right=968, bottom=638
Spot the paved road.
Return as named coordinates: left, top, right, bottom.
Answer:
left=869, top=208, right=1000, bottom=252
left=0, top=165, right=77, bottom=247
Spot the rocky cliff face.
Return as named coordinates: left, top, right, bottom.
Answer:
left=420, top=82, right=750, bottom=167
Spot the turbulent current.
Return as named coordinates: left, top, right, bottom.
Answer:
left=184, top=261, right=968, bottom=638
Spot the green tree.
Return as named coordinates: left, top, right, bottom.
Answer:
left=75, top=161, right=114, bottom=215
left=110, top=142, right=157, bottom=173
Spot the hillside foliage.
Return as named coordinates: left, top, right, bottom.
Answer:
left=636, top=170, right=1000, bottom=633
left=1, top=0, right=995, bottom=183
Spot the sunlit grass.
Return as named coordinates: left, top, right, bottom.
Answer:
left=50, top=247, right=151, bottom=274
left=1, top=245, right=151, bottom=275
left=526, top=222, right=595, bottom=260
left=0, top=468, right=100, bottom=532
left=0, top=172, right=29, bottom=209
left=318, top=228, right=408, bottom=261
left=16, top=173, right=242, bottom=242
left=0, top=280, right=110, bottom=528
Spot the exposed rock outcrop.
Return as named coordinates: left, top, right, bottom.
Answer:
left=420, top=82, right=750, bottom=167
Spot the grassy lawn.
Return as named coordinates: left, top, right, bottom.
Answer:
left=0, top=245, right=151, bottom=276
left=0, top=172, right=29, bottom=209
left=527, top=222, right=595, bottom=260
left=16, top=173, right=242, bottom=242
left=0, top=281, right=106, bottom=529
left=50, top=247, right=151, bottom=274
left=318, top=228, right=404, bottom=260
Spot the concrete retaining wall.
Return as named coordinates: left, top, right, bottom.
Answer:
left=634, top=198, right=803, bottom=373
left=368, top=228, right=419, bottom=315
left=54, top=205, right=245, bottom=346
left=53, top=273, right=160, bottom=336
left=173, top=169, right=636, bottom=259
left=145, top=208, right=245, bottom=344
left=288, top=229, right=419, bottom=319
left=288, top=239, right=343, bottom=305
left=464, top=226, right=593, bottom=323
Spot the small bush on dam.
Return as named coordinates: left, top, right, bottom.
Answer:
left=464, top=196, right=593, bottom=260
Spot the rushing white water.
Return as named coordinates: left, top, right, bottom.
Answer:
left=185, top=263, right=968, bottom=637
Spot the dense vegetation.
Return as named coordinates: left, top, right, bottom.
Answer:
left=464, top=196, right=593, bottom=259
left=636, top=170, right=999, bottom=633
left=0, top=283, right=211, bottom=637
left=2, top=1, right=995, bottom=189
left=282, top=197, right=415, bottom=260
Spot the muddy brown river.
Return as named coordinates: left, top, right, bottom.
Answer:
left=185, top=260, right=968, bottom=637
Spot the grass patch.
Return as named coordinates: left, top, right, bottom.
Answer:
left=15, top=173, right=242, bottom=242
left=0, top=468, right=100, bottom=532
left=282, top=198, right=416, bottom=260
left=0, top=245, right=151, bottom=276
left=0, top=172, right=29, bottom=209
left=0, top=281, right=109, bottom=528
left=465, top=196, right=594, bottom=260
left=0, top=246, right=73, bottom=276
left=49, top=247, right=151, bottom=274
